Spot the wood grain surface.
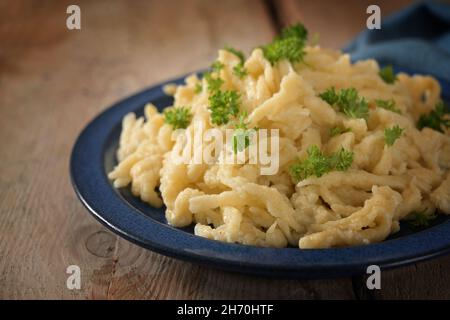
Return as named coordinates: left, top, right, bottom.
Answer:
left=0, top=0, right=448, bottom=300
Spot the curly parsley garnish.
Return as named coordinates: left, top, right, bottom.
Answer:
left=211, top=61, right=224, bottom=73
left=262, top=23, right=308, bottom=65
left=376, top=99, right=401, bottom=114
left=330, top=126, right=351, bottom=137
left=202, top=53, right=243, bottom=125
left=417, top=101, right=450, bottom=133
left=232, top=113, right=256, bottom=153
left=319, top=87, right=339, bottom=105
left=224, top=46, right=245, bottom=62
left=223, top=46, right=248, bottom=79
left=330, top=148, right=355, bottom=171
left=233, top=63, right=247, bottom=79
left=208, top=90, right=241, bottom=125
left=289, top=145, right=353, bottom=182
left=280, top=23, right=308, bottom=40
left=384, top=125, right=404, bottom=146
left=194, top=82, right=203, bottom=94
left=406, top=210, right=437, bottom=228
left=379, top=65, right=397, bottom=84
left=163, top=106, right=192, bottom=130
left=319, top=87, right=369, bottom=120
left=203, top=72, right=224, bottom=93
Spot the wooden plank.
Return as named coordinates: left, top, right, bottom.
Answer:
left=105, top=238, right=354, bottom=300
left=272, top=0, right=413, bottom=48
left=0, top=0, right=355, bottom=299
left=356, top=256, right=450, bottom=300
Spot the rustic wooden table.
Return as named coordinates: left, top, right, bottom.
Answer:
left=1, top=0, right=449, bottom=299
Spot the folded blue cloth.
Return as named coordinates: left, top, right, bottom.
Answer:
left=344, top=1, right=450, bottom=83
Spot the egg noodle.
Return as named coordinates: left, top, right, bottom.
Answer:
left=109, top=24, right=450, bottom=249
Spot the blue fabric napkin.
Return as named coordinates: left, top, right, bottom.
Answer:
left=344, top=1, right=450, bottom=83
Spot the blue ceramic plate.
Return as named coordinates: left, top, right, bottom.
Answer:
left=70, top=70, right=450, bottom=279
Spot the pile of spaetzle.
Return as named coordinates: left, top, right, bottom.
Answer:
left=109, top=24, right=450, bottom=249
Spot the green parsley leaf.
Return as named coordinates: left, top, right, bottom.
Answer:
left=417, top=101, right=450, bottom=133
left=224, top=46, right=245, bottom=63
left=234, top=111, right=248, bottom=130
left=232, top=112, right=256, bottom=153
left=203, top=72, right=224, bottom=93
left=263, top=38, right=305, bottom=65
left=233, top=129, right=251, bottom=153
left=194, top=82, right=203, bottom=94
left=163, top=106, right=192, bottom=130
left=280, top=23, right=308, bottom=41
left=320, top=87, right=369, bottom=120
left=233, top=62, right=247, bottom=79
left=211, top=61, right=224, bottom=73
left=384, top=125, right=404, bottom=146
left=319, top=87, right=339, bottom=105
left=330, top=148, right=354, bottom=171
left=262, top=23, right=308, bottom=65
left=379, top=65, right=397, bottom=84
left=208, top=90, right=241, bottom=125
left=329, top=126, right=351, bottom=137
left=289, top=145, right=354, bottom=182
left=406, top=210, right=437, bottom=228
left=375, top=99, right=401, bottom=114
left=289, top=145, right=329, bottom=182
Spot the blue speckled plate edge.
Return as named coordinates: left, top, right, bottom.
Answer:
left=70, top=71, right=450, bottom=279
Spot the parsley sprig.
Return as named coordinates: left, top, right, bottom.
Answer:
left=262, top=23, right=308, bottom=65
left=330, top=126, right=351, bottom=137
left=289, top=145, right=354, bottom=182
left=376, top=99, right=401, bottom=114
left=208, top=90, right=241, bottom=125
left=406, top=210, right=437, bottom=228
left=384, top=125, right=404, bottom=146
left=417, top=101, right=450, bottom=133
left=320, top=87, right=369, bottom=120
left=211, top=61, right=224, bottom=73
left=379, top=65, right=397, bottom=84
left=201, top=54, right=243, bottom=125
left=232, top=113, right=256, bottom=153
left=224, top=46, right=248, bottom=79
left=280, top=23, right=308, bottom=40
left=163, top=106, right=192, bottom=130
left=330, top=148, right=354, bottom=171
left=203, top=72, right=224, bottom=93
left=233, top=63, right=247, bottom=79
left=224, top=46, right=245, bottom=62
left=194, top=82, right=203, bottom=94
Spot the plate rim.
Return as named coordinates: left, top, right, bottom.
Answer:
left=70, top=72, right=450, bottom=279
